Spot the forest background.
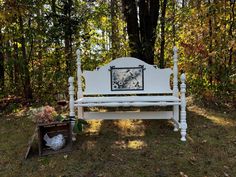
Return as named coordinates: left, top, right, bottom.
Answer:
left=0, top=0, right=235, bottom=110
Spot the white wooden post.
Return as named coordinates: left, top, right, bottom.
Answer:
left=180, top=73, right=187, bottom=141
left=173, top=46, right=179, bottom=131
left=68, top=77, right=76, bottom=141
left=173, top=46, right=178, bottom=97
left=76, top=49, right=84, bottom=120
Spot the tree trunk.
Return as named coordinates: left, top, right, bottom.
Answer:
left=18, top=11, right=33, bottom=99
left=229, top=0, right=235, bottom=67
left=63, top=0, right=73, bottom=77
left=5, top=41, right=14, bottom=86
left=51, top=0, right=61, bottom=75
left=160, top=0, right=168, bottom=68
left=36, top=8, right=43, bottom=90
left=38, top=42, right=43, bottom=89
left=139, top=0, right=160, bottom=64
left=13, top=41, right=19, bottom=90
left=0, top=31, right=4, bottom=93
left=111, top=0, right=120, bottom=58
left=122, top=0, right=160, bottom=64
left=208, top=0, right=213, bottom=85
left=122, top=0, right=142, bottom=59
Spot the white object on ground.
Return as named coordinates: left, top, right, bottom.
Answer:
left=43, top=133, right=65, bottom=151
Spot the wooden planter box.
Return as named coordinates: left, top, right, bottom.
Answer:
left=37, top=121, right=72, bottom=156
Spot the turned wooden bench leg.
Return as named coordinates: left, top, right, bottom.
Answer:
left=180, top=73, right=187, bottom=141
left=173, top=105, right=179, bottom=131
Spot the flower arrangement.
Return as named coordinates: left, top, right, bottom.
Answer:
left=36, top=106, right=58, bottom=123
left=27, top=105, right=65, bottom=124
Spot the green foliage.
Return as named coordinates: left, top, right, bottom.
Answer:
left=73, top=119, right=88, bottom=133
left=176, top=1, right=235, bottom=106
left=54, top=114, right=66, bottom=122
left=0, top=0, right=235, bottom=108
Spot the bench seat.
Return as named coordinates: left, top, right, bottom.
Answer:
left=75, top=96, right=180, bottom=107
left=78, top=95, right=180, bottom=103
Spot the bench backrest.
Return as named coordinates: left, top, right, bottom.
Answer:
left=76, top=47, right=179, bottom=96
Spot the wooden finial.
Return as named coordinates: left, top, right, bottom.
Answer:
left=173, top=46, right=178, bottom=53
left=76, top=49, right=80, bottom=58
left=181, top=73, right=186, bottom=83
left=68, top=77, right=74, bottom=83
left=76, top=49, right=81, bottom=65
left=173, top=46, right=179, bottom=97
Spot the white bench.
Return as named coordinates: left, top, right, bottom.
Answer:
left=68, top=47, right=187, bottom=141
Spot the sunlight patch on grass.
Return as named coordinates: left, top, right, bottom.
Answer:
left=114, top=120, right=145, bottom=136
left=127, top=140, right=146, bottom=149
left=114, top=120, right=135, bottom=129
left=189, top=105, right=236, bottom=127
left=205, top=114, right=235, bottom=127
left=112, top=140, right=147, bottom=150
left=85, top=120, right=102, bottom=134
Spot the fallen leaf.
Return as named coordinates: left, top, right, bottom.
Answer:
left=180, top=171, right=188, bottom=177
left=190, top=156, right=197, bottom=162
left=97, top=174, right=105, bottom=177
left=224, top=165, right=229, bottom=170
left=223, top=172, right=230, bottom=177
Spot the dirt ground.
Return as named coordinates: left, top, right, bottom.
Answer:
left=0, top=104, right=236, bottom=177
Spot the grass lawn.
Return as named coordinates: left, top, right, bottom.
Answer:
left=0, top=104, right=236, bottom=177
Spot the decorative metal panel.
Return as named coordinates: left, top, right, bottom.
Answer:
left=110, top=65, right=144, bottom=91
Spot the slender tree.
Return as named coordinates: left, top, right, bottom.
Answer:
left=13, top=41, right=19, bottom=90
left=63, top=0, right=74, bottom=77
left=0, top=30, right=4, bottom=92
left=207, top=0, right=213, bottom=85
left=18, top=4, right=33, bottom=99
left=160, top=0, right=168, bottom=68
left=229, top=0, right=235, bottom=67
left=111, top=0, right=120, bottom=58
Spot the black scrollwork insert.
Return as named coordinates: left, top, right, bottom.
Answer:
left=110, top=65, right=145, bottom=91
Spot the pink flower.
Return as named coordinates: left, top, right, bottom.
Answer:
left=36, top=106, right=57, bottom=123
